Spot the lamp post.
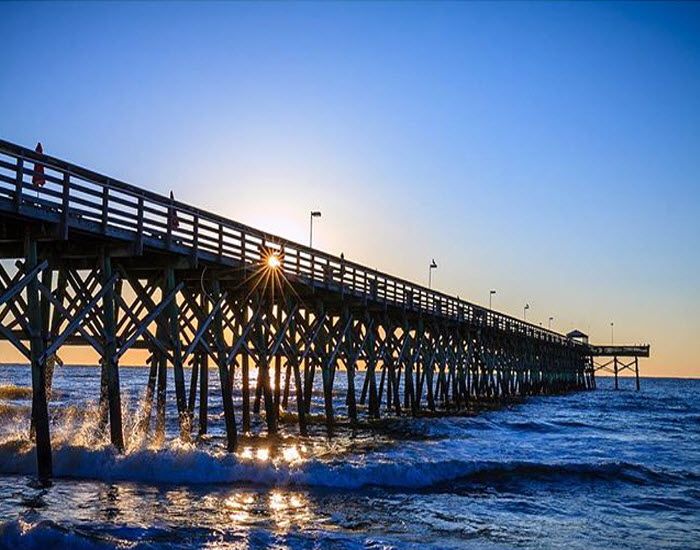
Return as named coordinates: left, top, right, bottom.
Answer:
left=489, top=289, right=496, bottom=310
left=611, top=322, right=614, bottom=345
left=524, top=303, right=530, bottom=321
left=309, top=211, right=321, bottom=248
left=428, top=259, right=437, bottom=289
left=548, top=316, right=554, bottom=329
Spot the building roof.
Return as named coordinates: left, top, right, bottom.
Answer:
left=566, top=329, right=588, bottom=339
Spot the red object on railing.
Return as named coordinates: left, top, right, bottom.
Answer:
left=32, top=142, right=46, bottom=187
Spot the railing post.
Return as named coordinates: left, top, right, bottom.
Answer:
left=135, top=196, right=144, bottom=255
left=192, top=214, right=199, bottom=261
left=218, top=223, right=223, bottom=260
left=60, top=172, right=70, bottom=240
left=340, top=255, right=345, bottom=296
left=165, top=202, right=173, bottom=249
left=14, top=157, right=24, bottom=212
left=101, top=187, right=109, bottom=232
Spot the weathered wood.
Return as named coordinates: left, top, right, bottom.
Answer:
left=199, top=352, right=209, bottom=435
left=138, top=349, right=158, bottom=435
left=211, top=279, right=237, bottom=451
left=100, top=252, right=124, bottom=451
left=25, top=237, right=52, bottom=479
left=164, top=267, right=188, bottom=439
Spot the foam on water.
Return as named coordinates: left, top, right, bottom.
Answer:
left=0, top=421, right=691, bottom=490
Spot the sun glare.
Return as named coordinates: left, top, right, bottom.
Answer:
left=266, top=253, right=282, bottom=269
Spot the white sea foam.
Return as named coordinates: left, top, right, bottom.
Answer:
left=0, top=433, right=476, bottom=488
left=1, top=431, right=663, bottom=490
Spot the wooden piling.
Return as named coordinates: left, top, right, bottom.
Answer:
left=155, top=348, right=167, bottom=442
left=212, top=279, right=237, bottom=451
left=165, top=267, right=188, bottom=439
left=140, top=348, right=157, bottom=434
left=198, top=352, right=209, bottom=435
left=101, top=252, right=124, bottom=451
left=26, top=237, right=52, bottom=479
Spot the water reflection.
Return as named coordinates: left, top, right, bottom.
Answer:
left=237, top=443, right=305, bottom=465
left=22, top=478, right=328, bottom=545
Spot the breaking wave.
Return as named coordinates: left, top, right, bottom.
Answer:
left=0, top=433, right=686, bottom=490
left=0, top=384, right=33, bottom=400
left=0, top=518, right=112, bottom=550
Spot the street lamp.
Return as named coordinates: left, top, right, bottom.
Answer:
left=524, top=303, right=530, bottom=321
left=309, top=211, right=321, bottom=248
left=611, top=322, right=614, bottom=345
left=548, top=316, right=554, bottom=329
left=428, top=259, right=437, bottom=289
left=489, top=289, right=496, bottom=310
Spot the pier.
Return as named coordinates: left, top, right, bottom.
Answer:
left=0, top=139, right=649, bottom=479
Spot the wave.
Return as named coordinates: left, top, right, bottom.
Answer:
left=0, top=384, right=66, bottom=401
left=0, top=518, right=113, bottom=550
left=0, top=384, right=33, bottom=400
left=0, top=433, right=690, bottom=490
left=0, top=516, right=444, bottom=550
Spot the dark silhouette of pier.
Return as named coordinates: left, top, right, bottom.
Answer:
left=0, top=139, right=649, bottom=479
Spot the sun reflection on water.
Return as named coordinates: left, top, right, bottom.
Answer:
left=237, top=443, right=304, bottom=465
left=255, top=447, right=269, bottom=461
left=281, top=446, right=300, bottom=462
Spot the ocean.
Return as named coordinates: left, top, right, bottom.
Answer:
left=0, top=365, right=697, bottom=549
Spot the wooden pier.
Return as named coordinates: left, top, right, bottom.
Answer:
left=0, top=139, right=648, bottom=479
left=590, top=345, right=650, bottom=391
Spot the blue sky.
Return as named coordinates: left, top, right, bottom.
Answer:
left=1, top=2, right=698, bottom=375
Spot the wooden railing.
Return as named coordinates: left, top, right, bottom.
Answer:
left=589, top=345, right=650, bottom=357
left=0, top=139, right=584, bottom=350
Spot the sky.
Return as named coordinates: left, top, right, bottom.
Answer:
left=1, top=2, right=698, bottom=377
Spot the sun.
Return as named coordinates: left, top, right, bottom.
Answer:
left=266, top=253, right=282, bottom=269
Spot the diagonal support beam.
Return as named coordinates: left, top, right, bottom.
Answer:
left=36, top=279, right=106, bottom=357
left=39, top=273, right=119, bottom=361
left=225, top=303, right=262, bottom=366
left=114, top=281, right=184, bottom=361
left=181, top=291, right=227, bottom=366
left=0, top=260, right=48, bottom=307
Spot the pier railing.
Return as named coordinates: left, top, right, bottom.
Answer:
left=0, top=139, right=582, bottom=349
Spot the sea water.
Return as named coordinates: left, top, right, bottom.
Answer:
left=0, top=365, right=697, bottom=549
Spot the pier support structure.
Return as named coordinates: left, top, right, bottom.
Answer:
left=592, top=350, right=648, bottom=391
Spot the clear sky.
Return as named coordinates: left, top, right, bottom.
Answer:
left=1, top=2, right=698, bottom=377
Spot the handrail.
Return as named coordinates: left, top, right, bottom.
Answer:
left=0, top=138, right=585, bottom=350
